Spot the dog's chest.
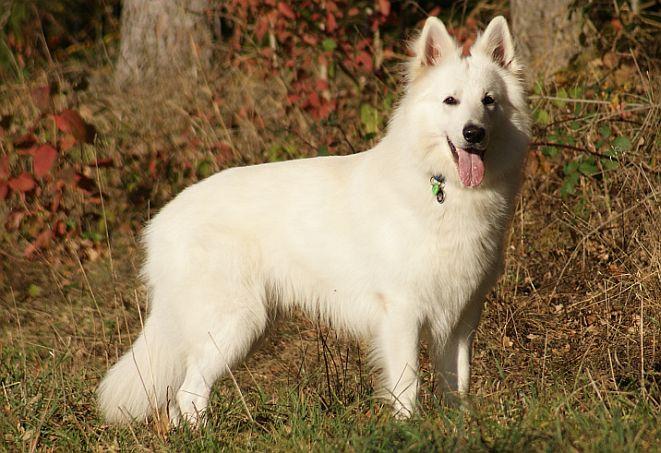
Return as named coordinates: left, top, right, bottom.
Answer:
left=421, top=187, right=510, bottom=306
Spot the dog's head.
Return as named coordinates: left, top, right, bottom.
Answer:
left=398, top=16, right=530, bottom=188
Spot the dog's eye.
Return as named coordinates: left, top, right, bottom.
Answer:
left=443, top=96, right=458, bottom=105
left=482, top=95, right=495, bottom=105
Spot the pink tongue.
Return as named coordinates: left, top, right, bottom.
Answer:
left=457, top=148, right=485, bottom=187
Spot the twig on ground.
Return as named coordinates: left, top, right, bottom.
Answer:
left=530, top=141, right=620, bottom=161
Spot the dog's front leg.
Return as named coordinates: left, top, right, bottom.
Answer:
left=373, top=310, right=420, bottom=419
left=432, top=298, right=483, bottom=403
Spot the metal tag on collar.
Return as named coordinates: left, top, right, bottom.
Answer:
left=430, top=175, right=446, bottom=204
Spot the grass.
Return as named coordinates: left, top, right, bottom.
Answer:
left=1, top=4, right=660, bottom=452
left=1, top=338, right=658, bottom=451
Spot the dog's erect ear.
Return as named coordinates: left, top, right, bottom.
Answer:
left=412, top=17, right=457, bottom=69
left=472, top=16, right=518, bottom=71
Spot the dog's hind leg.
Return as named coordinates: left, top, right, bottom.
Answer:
left=174, top=287, right=268, bottom=427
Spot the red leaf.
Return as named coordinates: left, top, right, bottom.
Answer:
left=6, top=211, right=25, bottom=230
left=277, top=2, right=295, bottom=19
left=88, top=158, right=114, bottom=168
left=377, top=0, right=391, bottom=16
left=307, top=91, right=321, bottom=108
left=35, top=228, right=52, bottom=248
left=326, top=11, right=337, bottom=32
left=53, top=109, right=90, bottom=143
left=8, top=173, right=35, bottom=192
left=17, top=146, right=38, bottom=156
left=315, top=79, right=329, bottom=91
left=25, top=228, right=53, bottom=257
left=317, top=100, right=336, bottom=119
left=0, top=180, right=7, bottom=200
left=148, top=158, right=157, bottom=176
left=354, top=51, right=373, bottom=72
left=55, top=220, right=66, bottom=235
left=24, top=242, right=38, bottom=258
left=59, top=133, right=77, bottom=151
left=33, top=144, right=57, bottom=178
left=255, top=16, right=269, bottom=41
left=31, top=85, right=51, bottom=112
left=14, top=133, right=37, bottom=149
left=0, top=155, right=9, bottom=178
left=50, top=190, right=62, bottom=212
left=302, top=34, right=318, bottom=46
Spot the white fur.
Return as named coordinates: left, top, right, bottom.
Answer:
left=98, top=16, right=530, bottom=425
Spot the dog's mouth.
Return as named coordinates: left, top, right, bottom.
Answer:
left=447, top=137, right=485, bottom=188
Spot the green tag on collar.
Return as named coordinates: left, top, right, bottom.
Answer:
left=430, top=175, right=446, bottom=204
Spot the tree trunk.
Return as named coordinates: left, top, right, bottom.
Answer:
left=510, top=0, right=582, bottom=80
left=115, top=0, right=212, bottom=86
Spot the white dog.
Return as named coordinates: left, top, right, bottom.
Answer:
left=99, top=16, right=530, bottom=425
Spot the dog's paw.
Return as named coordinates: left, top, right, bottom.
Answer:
left=179, top=409, right=208, bottom=430
left=392, top=403, right=414, bottom=420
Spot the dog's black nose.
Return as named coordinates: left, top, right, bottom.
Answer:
left=463, top=125, right=485, bottom=144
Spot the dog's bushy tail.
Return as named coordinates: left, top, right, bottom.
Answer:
left=97, top=318, right=185, bottom=424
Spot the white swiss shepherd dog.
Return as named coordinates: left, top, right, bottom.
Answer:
left=99, top=16, right=530, bottom=425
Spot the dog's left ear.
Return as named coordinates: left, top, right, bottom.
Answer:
left=472, top=16, right=519, bottom=72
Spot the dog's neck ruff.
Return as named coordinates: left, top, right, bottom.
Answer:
left=430, top=175, right=446, bottom=204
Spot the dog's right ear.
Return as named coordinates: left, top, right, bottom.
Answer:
left=410, top=17, right=457, bottom=76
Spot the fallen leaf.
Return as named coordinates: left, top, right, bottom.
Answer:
left=59, top=133, right=77, bottom=151
left=0, top=155, right=8, bottom=178
left=89, top=158, right=114, bottom=168
left=17, top=145, right=38, bottom=156
left=14, top=133, right=37, bottom=149
left=33, top=144, right=57, bottom=178
left=35, top=228, right=51, bottom=248
left=53, top=109, right=92, bottom=143
left=277, top=2, right=295, bottom=19
left=8, top=173, right=35, bottom=192
left=354, top=51, right=373, bottom=72
left=326, top=11, right=337, bottom=32
left=6, top=211, right=25, bottom=230
left=55, top=220, right=66, bottom=235
left=50, top=190, right=62, bottom=212
left=377, top=0, right=391, bottom=16
left=24, top=243, right=38, bottom=257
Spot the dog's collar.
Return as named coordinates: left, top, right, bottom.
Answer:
left=430, top=175, right=446, bottom=204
